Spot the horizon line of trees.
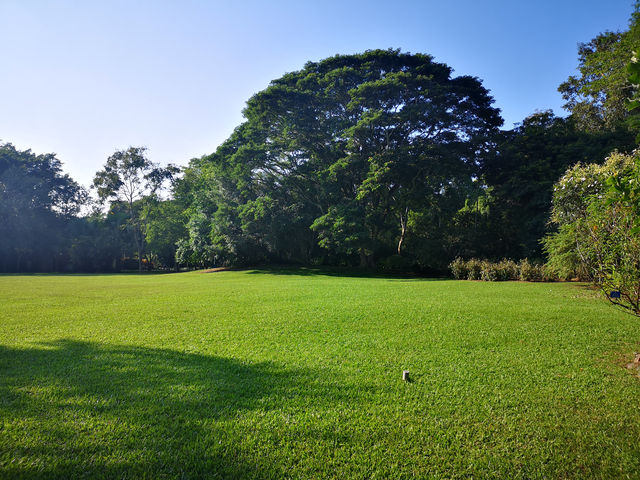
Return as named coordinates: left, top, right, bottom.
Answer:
left=1, top=6, right=639, bottom=275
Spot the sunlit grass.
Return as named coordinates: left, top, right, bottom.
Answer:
left=1, top=269, right=639, bottom=478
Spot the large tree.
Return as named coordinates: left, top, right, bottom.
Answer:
left=181, top=49, right=502, bottom=269
left=317, top=65, right=502, bottom=264
left=93, top=147, right=178, bottom=271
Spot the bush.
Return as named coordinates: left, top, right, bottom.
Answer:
left=449, top=257, right=468, bottom=280
left=466, top=259, right=483, bottom=280
left=480, top=260, right=498, bottom=281
left=449, top=258, right=556, bottom=282
left=542, top=223, right=590, bottom=281
left=546, top=150, right=640, bottom=314
left=480, top=259, right=521, bottom=281
left=519, top=259, right=539, bottom=282
left=498, top=259, right=519, bottom=281
left=518, top=259, right=554, bottom=282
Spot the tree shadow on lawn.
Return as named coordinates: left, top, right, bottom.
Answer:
left=0, top=272, right=173, bottom=277
left=242, top=265, right=445, bottom=281
left=0, top=340, right=360, bottom=479
left=566, top=282, right=605, bottom=299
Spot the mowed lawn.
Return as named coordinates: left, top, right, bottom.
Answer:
left=1, top=270, right=640, bottom=479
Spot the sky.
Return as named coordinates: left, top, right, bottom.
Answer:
left=0, top=0, right=635, bottom=187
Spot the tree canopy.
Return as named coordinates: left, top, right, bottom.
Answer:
left=0, top=143, right=86, bottom=272
left=4, top=19, right=640, bottom=277
left=177, top=49, right=503, bottom=269
left=559, top=4, right=640, bottom=132
left=93, top=147, right=179, bottom=271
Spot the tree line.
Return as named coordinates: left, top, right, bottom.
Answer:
left=1, top=8, right=638, bottom=275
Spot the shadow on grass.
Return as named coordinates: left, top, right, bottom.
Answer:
left=242, top=265, right=445, bottom=281
left=0, top=340, right=360, bottom=479
left=0, top=271, right=174, bottom=277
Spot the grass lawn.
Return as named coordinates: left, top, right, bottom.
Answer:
left=1, top=269, right=639, bottom=479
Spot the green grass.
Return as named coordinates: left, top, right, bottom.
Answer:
left=1, top=269, right=639, bottom=479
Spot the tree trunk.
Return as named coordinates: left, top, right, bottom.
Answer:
left=397, top=208, right=408, bottom=255
left=127, top=201, right=144, bottom=272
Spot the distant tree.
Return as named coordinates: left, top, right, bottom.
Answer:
left=93, top=147, right=178, bottom=271
left=142, top=198, right=187, bottom=270
left=0, top=143, right=87, bottom=272
left=67, top=207, right=132, bottom=272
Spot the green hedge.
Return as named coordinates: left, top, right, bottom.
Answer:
left=449, top=258, right=556, bottom=282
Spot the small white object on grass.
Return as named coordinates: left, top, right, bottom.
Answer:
left=402, top=370, right=410, bottom=382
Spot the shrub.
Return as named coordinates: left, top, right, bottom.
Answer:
left=542, top=265, right=557, bottom=282
left=519, top=259, right=536, bottom=281
left=542, top=223, right=590, bottom=281
left=466, top=259, right=483, bottom=280
left=519, top=259, right=548, bottom=282
left=450, top=258, right=556, bottom=282
left=449, top=258, right=468, bottom=280
left=546, top=150, right=640, bottom=314
left=480, top=260, right=498, bottom=281
left=497, top=259, right=519, bottom=281
left=479, top=259, right=520, bottom=281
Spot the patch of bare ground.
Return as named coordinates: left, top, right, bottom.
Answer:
left=609, top=349, right=640, bottom=378
left=597, top=345, right=640, bottom=379
left=625, top=352, right=640, bottom=374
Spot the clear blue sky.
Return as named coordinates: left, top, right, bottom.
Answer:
left=0, top=0, right=634, bottom=187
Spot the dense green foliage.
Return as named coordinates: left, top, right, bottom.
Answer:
left=0, top=143, right=184, bottom=273
left=1, top=270, right=639, bottom=479
left=0, top=143, right=87, bottom=272
left=93, top=147, right=179, bottom=271
left=3, top=7, right=640, bottom=274
left=176, top=50, right=503, bottom=270
left=545, top=151, right=640, bottom=314
left=481, top=111, right=633, bottom=260
left=558, top=5, right=640, bottom=132
left=539, top=5, right=640, bottom=315
left=174, top=50, right=633, bottom=271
